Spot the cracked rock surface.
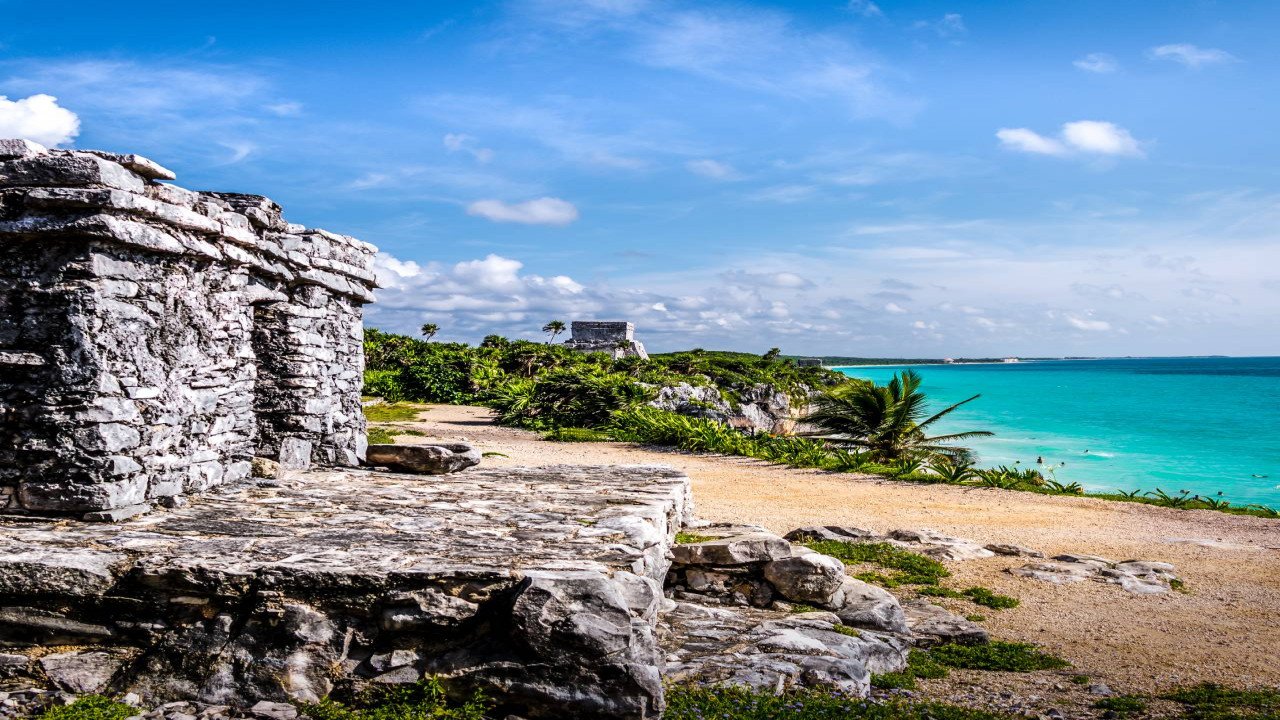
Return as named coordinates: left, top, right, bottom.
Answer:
left=0, top=464, right=691, bottom=719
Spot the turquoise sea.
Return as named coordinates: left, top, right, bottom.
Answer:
left=834, top=357, right=1280, bottom=507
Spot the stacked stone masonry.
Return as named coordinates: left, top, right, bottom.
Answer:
left=0, top=139, right=378, bottom=516
left=563, top=321, right=648, bottom=360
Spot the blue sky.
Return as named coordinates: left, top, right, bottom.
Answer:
left=3, top=0, right=1278, bottom=356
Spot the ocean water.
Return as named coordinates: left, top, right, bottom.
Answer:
left=834, top=357, right=1280, bottom=507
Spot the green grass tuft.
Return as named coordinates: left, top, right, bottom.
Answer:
left=1165, top=683, right=1280, bottom=719
left=675, top=531, right=717, bottom=544
left=927, top=641, right=1070, bottom=672
left=545, top=427, right=615, bottom=442
left=965, top=614, right=986, bottom=622
left=1093, top=696, right=1147, bottom=717
left=366, top=427, right=397, bottom=445
left=664, top=685, right=1021, bottom=720
left=303, top=678, right=488, bottom=720
left=962, top=586, right=1020, bottom=610
left=832, top=624, right=861, bottom=637
left=363, top=403, right=429, bottom=422
left=801, top=540, right=949, bottom=586
left=37, top=697, right=136, bottom=720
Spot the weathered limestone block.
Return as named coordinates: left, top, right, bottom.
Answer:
left=0, top=465, right=691, bottom=719
left=364, top=443, right=481, bottom=475
left=0, top=143, right=377, bottom=515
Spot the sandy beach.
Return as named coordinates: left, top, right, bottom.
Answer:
left=387, top=403, right=1280, bottom=704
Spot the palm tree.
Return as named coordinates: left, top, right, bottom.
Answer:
left=420, top=323, right=439, bottom=341
left=804, top=370, right=992, bottom=462
left=542, top=320, right=567, bottom=344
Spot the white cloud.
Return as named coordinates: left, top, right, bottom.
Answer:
left=1148, top=44, right=1237, bottom=68
left=1061, top=120, right=1142, bottom=156
left=847, top=0, right=883, bottom=18
left=1073, top=53, right=1117, bottom=73
left=997, top=120, right=1142, bottom=158
left=0, top=94, right=79, bottom=146
left=1066, top=315, right=1112, bottom=331
left=884, top=302, right=908, bottom=314
left=686, top=158, right=739, bottom=180
left=466, top=197, right=580, bottom=226
left=996, top=127, right=1066, bottom=156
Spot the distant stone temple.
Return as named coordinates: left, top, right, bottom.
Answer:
left=563, top=320, right=649, bottom=359
left=0, top=139, right=378, bottom=519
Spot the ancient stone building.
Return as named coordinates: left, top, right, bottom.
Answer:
left=563, top=320, right=649, bottom=359
left=0, top=139, right=377, bottom=519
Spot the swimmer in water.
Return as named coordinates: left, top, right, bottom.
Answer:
left=1036, top=456, right=1043, bottom=464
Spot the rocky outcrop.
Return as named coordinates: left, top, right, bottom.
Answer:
left=363, top=443, right=481, bottom=474
left=659, top=601, right=909, bottom=697
left=649, top=382, right=800, bottom=434
left=1008, top=555, right=1182, bottom=594
left=0, top=141, right=377, bottom=517
left=0, top=464, right=692, bottom=719
left=665, top=524, right=909, bottom=635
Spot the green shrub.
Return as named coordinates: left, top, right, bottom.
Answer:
left=927, top=641, right=1070, bottom=672
left=304, top=678, right=488, bottom=720
left=675, top=532, right=717, bottom=544
left=664, top=685, right=1020, bottom=720
left=37, top=697, right=136, bottom=720
left=799, top=541, right=949, bottom=586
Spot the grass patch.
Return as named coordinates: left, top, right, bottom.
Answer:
left=1165, top=683, right=1280, bottom=719
left=871, top=650, right=950, bottom=690
left=545, top=427, right=615, bottom=442
left=675, top=531, right=717, bottom=544
left=962, top=587, right=1020, bottom=610
left=918, top=586, right=964, bottom=599
left=801, top=540, right=949, bottom=586
left=1093, top=696, right=1147, bottom=717
left=366, top=427, right=397, bottom=445
left=664, top=685, right=1020, bottom=720
left=965, top=614, right=986, bottom=622
left=789, top=603, right=823, bottom=614
left=363, top=403, right=428, bottom=422
left=1070, top=674, right=1090, bottom=685
left=832, top=624, right=861, bottom=637
left=928, top=641, right=1070, bottom=672
left=304, top=678, right=488, bottom=720
left=37, top=697, right=136, bottom=720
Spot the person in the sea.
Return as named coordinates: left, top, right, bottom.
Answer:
left=1036, top=456, right=1043, bottom=464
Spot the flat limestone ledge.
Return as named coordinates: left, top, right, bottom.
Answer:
left=0, top=465, right=693, bottom=720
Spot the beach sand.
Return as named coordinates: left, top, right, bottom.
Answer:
left=386, top=404, right=1280, bottom=704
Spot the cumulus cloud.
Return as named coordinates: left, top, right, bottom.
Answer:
left=466, top=197, right=580, bottom=226
left=0, top=94, right=80, bottom=146
left=1073, top=53, right=1117, bottom=73
left=1148, top=44, right=1237, bottom=68
left=686, top=158, right=739, bottom=180
left=997, top=120, right=1142, bottom=158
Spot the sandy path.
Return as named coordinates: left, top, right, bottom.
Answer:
left=386, top=404, right=1280, bottom=695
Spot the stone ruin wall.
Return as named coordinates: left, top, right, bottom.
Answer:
left=0, top=139, right=377, bottom=517
left=564, top=320, right=649, bottom=360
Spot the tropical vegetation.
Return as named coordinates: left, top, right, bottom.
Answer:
left=362, top=327, right=1278, bottom=519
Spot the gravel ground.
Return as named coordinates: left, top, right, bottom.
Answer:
left=384, top=404, right=1280, bottom=705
